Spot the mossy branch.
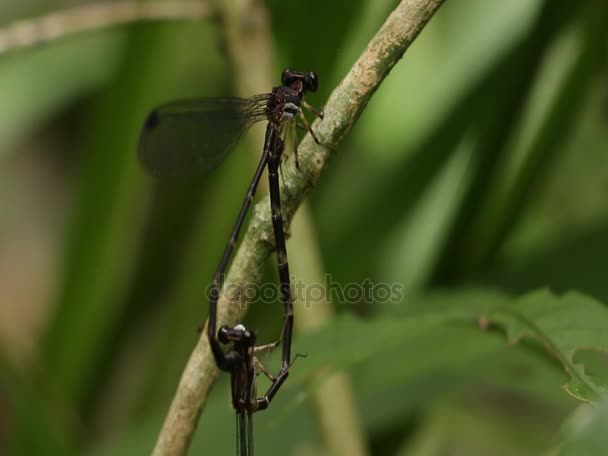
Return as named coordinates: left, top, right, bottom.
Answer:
left=152, top=0, right=447, bottom=454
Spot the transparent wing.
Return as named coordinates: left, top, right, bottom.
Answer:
left=138, top=95, right=270, bottom=177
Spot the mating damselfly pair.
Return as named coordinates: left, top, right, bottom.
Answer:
left=138, top=68, right=324, bottom=455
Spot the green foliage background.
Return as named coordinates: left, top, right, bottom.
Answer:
left=0, top=0, right=607, bottom=455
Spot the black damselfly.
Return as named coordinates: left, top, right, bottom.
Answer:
left=138, top=68, right=323, bottom=455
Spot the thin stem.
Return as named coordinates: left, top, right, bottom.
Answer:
left=0, top=1, right=209, bottom=55
left=152, top=0, right=447, bottom=455
left=219, top=0, right=273, bottom=190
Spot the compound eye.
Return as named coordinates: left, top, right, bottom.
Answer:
left=218, top=326, right=230, bottom=344
left=305, top=72, right=319, bottom=92
left=281, top=68, right=294, bottom=85
left=244, top=329, right=256, bottom=344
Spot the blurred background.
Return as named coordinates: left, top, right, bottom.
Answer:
left=1, top=0, right=607, bottom=454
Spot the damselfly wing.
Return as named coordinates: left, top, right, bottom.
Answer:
left=138, top=95, right=270, bottom=176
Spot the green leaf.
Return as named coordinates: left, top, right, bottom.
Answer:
left=397, top=400, right=552, bottom=456
left=0, top=352, right=75, bottom=456
left=40, top=20, right=224, bottom=423
left=463, top=0, right=608, bottom=272
left=0, top=31, right=122, bottom=159
left=91, top=287, right=581, bottom=455
left=488, top=289, right=608, bottom=402
left=557, top=396, right=608, bottom=456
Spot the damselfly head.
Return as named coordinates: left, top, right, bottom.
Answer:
left=218, top=325, right=231, bottom=344
left=218, top=324, right=256, bottom=346
left=236, top=325, right=256, bottom=347
left=281, top=68, right=319, bottom=94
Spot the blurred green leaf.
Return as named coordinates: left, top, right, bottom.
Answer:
left=488, top=289, right=608, bottom=402
left=0, top=31, right=123, bottom=160
left=497, top=220, right=608, bottom=307
left=315, top=0, right=563, bottom=286
left=91, top=286, right=583, bottom=455
left=557, top=396, right=608, bottom=456
left=0, top=352, right=75, bottom=456
left=397, top=400, right=552, bottom=456
left=433, top=0, right=581, bottom=283
left=463, top=0, right=608, bottom=273
left=40, top=21, right=225, bottom=435
left=378, top=134, right=476, bottom=291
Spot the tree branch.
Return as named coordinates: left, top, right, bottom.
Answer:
left=0, top=1, right=209, bottom=55
left=152, top=0, right=447, bottom=454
